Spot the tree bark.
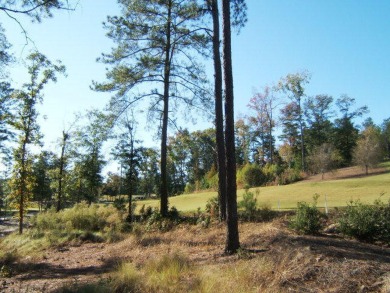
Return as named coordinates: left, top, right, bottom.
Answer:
left=160, top=0, right=172, bottom=217
left=222, top=0, right=240, bottom=254
left=210, top=0, right=226, bottom=222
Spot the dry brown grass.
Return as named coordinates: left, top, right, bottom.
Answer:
left=1, top=218, right=389, bottom=292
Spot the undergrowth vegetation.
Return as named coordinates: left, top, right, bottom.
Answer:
left=0, top=203, right=128, bottom=263
left=338, top=198, right=390, bottom=243
left=289, top=194, right=325, bottom=235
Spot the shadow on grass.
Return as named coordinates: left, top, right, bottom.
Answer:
left=276, top=233, right=390, bottom=264
left=13, top=256, right=121, bottom=281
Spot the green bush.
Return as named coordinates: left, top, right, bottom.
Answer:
left=262, top=163, right=281, bottom=184
left=338, top=199, right=390, bottom=244
left=205, top=196, right=219, bottom=219
left=113, top=197, right=126, bottom=212
left=278, top=168, right=303, bottom=185
left=290, top=195, right=324, bottom=235
left=238, top=189, right=258, bottom=220
left=184, top=183, right=195, bottom=194
left=238, top=164, right=267, bottom=188
left=139, top=205, right=153, bottom=220
left=145, top=208, right=180, bottom=232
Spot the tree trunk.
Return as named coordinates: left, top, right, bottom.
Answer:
left=211, top=0, right=227, bottom=222
left=57, top=131, right=68, bottom=212
left=19, top=140, right=28, bottom=235
left=222, top=0, right=240, bottom=254
left=160, top=0, right=172, bottom=217
left=298, top=97, right=305, bottom=171
left=269, top=110, right=273, bottom=164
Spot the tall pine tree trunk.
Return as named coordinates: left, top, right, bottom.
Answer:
left=160, top=0, right=172, bottom=217
left=211, top=0, right=227, bottom=222
left=222, top=0, right=240, bottom=254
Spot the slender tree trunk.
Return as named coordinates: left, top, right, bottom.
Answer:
left=222, top=0, right=239, bottom=254
left=298, top=97, right=305, bottom=171
left=57, top=131, right=68, bottom=212
left=211, top=0, right=226, bottom=222
left=19, top=140, right=28, bottom=234
left=160, top=0, right=172, bottom=217
left=269, top=110, right=273, bottom=164
left=128, top=126, right=134, bottom=222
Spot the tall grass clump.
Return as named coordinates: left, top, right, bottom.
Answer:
left=290, top=194, right=325, bottom=235
left=30, top=202, right=126, bottom=245
left=338, top=198, right=390, bottom=244
left=144, top=253, right=200, bottom=292
left=109, top=262, right=143, bottom=293
left=100, top=253, right=199, bottom=293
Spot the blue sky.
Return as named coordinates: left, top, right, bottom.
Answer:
left=2, top=0, right=390, bottom=154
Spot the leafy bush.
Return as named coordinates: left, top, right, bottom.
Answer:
left=184, top=183, right=195, bottom=194
left=205, top=165, right=219, bottom=191
left=278, top=168, right=303, bottom=185
left=237, top=164, right=267, bottom=188
left=338, top=198, right=390, bottom=243
left=113, top=197, right=126, bottom=212
left=205, top=196, right=219, bottom=219
left=238, top=189, right=258, bottom=220
left=262, top=163, right=279, bottom=183
left=139, top=205, right=153, bottom=220
left=145, top=207, right=180, bottom=232
left=290, top=195, right=324, bottom=234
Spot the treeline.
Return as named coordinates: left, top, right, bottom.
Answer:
left=152, top=73, right=390, bottom=194
left=1, top=69, right=390, bottom=215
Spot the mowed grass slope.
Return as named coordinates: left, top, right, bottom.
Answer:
left=137, top=163, right=390, bottom=212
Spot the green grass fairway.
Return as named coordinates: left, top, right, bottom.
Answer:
left=136, top=165, right=390, bottom=212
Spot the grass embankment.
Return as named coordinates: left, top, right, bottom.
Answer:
left=138, top=164, right=390, bottom=212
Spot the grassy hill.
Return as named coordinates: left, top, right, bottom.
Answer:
left=138, top=163, right=390, bottom=212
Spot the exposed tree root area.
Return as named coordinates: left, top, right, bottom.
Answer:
left=1, top=218, right=389, bottom=292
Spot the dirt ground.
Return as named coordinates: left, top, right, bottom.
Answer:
left=1, top=219, right=389, bottom=293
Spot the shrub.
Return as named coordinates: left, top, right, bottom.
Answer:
left=139, top=205, right=153, bottom=221
left=238, top=164, right=267, bottom=188
left=338, top=198, right=390, bottom=243
left=184, top=183, right=195, bottom=194
left=205, top=166, right=219, bottom=191
left=262, top=163, right=281, bottom=184
left=290, top=195, right=324, bottom=235
left=113, top=197, right=126, bottom=212
left=238, top=189, right=258, bottom=221
left=205, top=196, right=219, bottom=219
left=145, top=208, right=179, bottom=232
left=278, top=168, right=303, bottom=185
